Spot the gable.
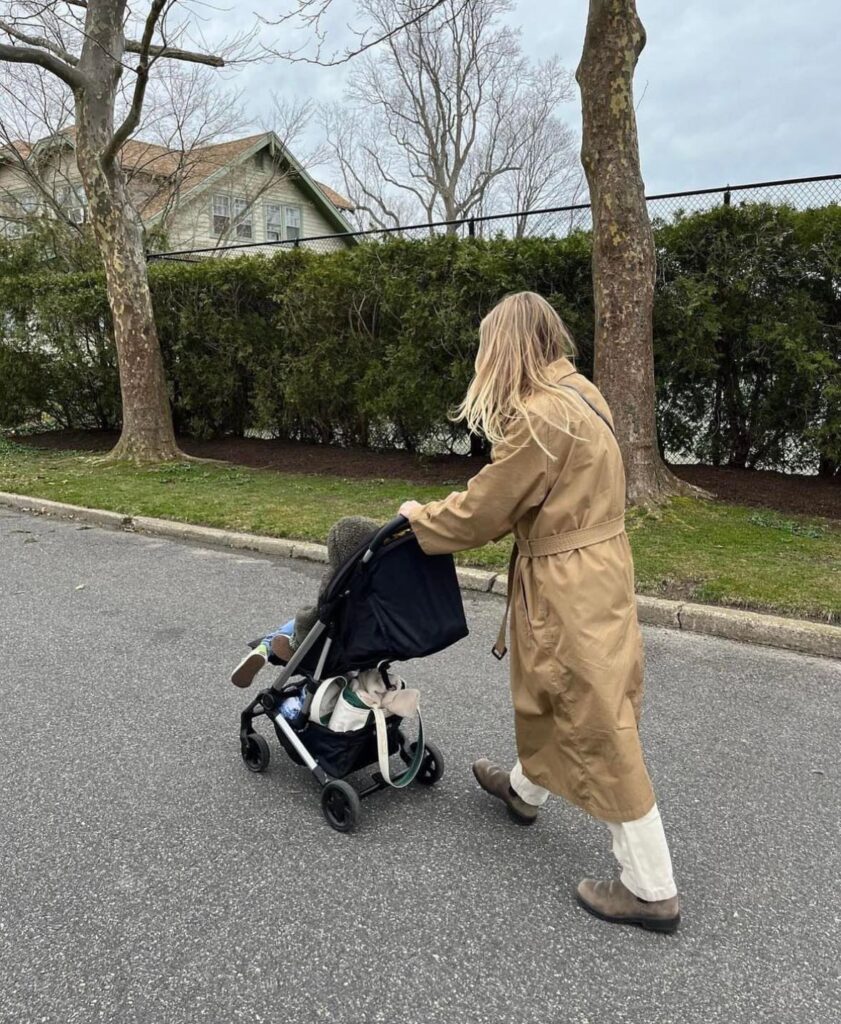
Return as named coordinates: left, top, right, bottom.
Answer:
left=162, top=151, right=352, bottom=251
left=144, top=133, right=353, bottom=237
left=3, top=128, right=353, bottom=231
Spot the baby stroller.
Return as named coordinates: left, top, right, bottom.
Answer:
left=238, top=516, right=469, bottom=832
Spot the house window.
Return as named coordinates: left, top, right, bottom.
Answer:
left=1, top=190, right=38, bottom=237
left=284, top=205, right=302, bottom=241
left=265, top=202, right=282, bottom=242
left=19, top=190, right=38, bottom=217
left=59, top=185, right=86, bottom=224
left=0, top=218, right=24, bottom=239
left=212, top=194, right=231, bottom=235
left=234, top=197, right=253, bottom=240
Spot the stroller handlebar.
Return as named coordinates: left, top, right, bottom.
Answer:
left=363, top=515, right=410, bottom=561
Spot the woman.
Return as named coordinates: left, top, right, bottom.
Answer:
left=399, top=292, right=680, bottom=933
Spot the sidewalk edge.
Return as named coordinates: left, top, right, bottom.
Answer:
left=2, top=491, right=837, bottom=660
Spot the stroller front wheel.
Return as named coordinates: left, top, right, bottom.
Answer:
left=241, top=733, right=270, bottom=773
left=321, top=780, right=361, bottom=833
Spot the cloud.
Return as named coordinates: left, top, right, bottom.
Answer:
left=202, top=0, right=840, bottom=195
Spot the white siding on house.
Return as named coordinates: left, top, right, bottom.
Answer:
left=163, top=153, right=348, bottom=253
left=0, top=139, right=352, bottom=253
left=0, top=164, right=31, bottom=193
left=0, top=150, right=87, bottom=234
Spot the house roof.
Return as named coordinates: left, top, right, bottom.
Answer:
left=0, top=139, right=33, bottom=162
left=2, top=128, right=355, bottom=224
left=314, top=180, right=354, bottom=212
left=1, top=128, right=182, bottom=180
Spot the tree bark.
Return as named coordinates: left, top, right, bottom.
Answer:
left=73, top=0, right=180, bottom=462
left=576, top=0, right=690, bottom=503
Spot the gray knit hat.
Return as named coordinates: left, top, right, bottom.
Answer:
left=325, top=515, right=380, bottom=570
left=292, top=516, right=379, bottom=649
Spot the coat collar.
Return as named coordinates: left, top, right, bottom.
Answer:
left=546, top=357, right=578, bottom=382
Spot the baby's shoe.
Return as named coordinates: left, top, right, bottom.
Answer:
left=231, top=643, right=269, bottom=688
left=270, top=633, right=293, bottom=664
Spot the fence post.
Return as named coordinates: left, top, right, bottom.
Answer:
left=723, top=186, right=731, bottom=207
left=468, top=218, right=475, bottom=238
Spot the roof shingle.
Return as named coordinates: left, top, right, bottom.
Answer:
left=1, top=129, right=354, bottom=216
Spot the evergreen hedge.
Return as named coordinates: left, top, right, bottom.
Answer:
left=1, top=204, right=839, bottom=476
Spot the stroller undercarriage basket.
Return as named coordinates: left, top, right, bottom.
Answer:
left=272, top=712, right=403, bottom=779
left=238, top=516, right=468, bottom=832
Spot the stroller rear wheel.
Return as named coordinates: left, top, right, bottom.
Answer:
left=401, top=740, right=445, bottom=786
left=321, top=780, right=361, bottom=832
left=241, top=733, right=270, bottom=773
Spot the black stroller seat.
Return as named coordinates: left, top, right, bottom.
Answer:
left=238, top=516, right=469, bottom=832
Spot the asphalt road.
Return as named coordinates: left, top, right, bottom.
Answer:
left=1, top=507, right=839, bottom=1024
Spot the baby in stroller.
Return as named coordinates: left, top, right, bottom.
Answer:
left=236, top=511, right=469, bottom=831
left=230, top=515, right=379, bottom=688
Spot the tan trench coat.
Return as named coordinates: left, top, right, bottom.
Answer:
left=408, top=357, right=655, bottom=823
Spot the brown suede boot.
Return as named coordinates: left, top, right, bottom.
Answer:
left=471, top=759, right=539, bottom=826
left=576, top=879, right=681, bottom=934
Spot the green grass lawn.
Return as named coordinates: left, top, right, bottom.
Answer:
left=1, top=437, right=839, bottom=623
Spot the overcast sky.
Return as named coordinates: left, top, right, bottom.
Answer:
left=228, top=0, right=841, bottom=195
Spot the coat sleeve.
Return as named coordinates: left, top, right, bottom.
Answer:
left=407, top=415, right=554, bottom=555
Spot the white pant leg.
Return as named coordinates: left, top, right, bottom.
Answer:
left=509, top=759, right=551, bottom=807
left=606, top=803, right=677, bottom=901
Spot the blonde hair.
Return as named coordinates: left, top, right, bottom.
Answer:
left=454, top=291, right=579, bottom=453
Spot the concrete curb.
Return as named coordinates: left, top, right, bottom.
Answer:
left=2, top=490, right=838, bottom=661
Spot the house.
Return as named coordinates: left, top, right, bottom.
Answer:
left=0, top=129, right=356, bottom=254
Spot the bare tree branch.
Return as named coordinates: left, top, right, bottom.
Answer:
left=104, top=0, right=169, bottom=166
left=0, top=17, right=79, bottom=64
left=263, top=0, right=456, bottom=67
left=0, top=40, right=82, bottom=87
left=0, top=0, right=476, bottom=461
left=322, top=0, right=578, bottom=230
left=124, top=39, right=224, bottom=67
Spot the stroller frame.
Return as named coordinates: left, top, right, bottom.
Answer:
left=238, top=517, right=445, bottom=832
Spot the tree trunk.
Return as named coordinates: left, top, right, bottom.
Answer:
left=469, top=432, right=490, bottom=458
left=817, top=455, right=839, bottom=480
left=576, top=0, right=690, bottom=503
left=74, top=3, right=180, bottom=462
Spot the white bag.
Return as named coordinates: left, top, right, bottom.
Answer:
left=308, top=670, right=426, bottom=788
left=308, top=676, right=345, bottom=725
left=327, top=682, right=372, bottom=733
left=308, top=674, right=372, bottom=733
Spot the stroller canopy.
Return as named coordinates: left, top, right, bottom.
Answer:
left=302, top=522, right=469, bottom=676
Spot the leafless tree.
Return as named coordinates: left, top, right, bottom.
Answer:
left=0, top=1, right=254, bottom=460
left=576, top=0, right=692, bottom=503
left=262, top=95, right=329, bottom=168
left=0, top=0, right=446, bottom=461
left=0, top=60, right=246, bottom=243
left=486, top=60, right=582, bottom=238
left=128, top=62, right=246, bottom=228
left=321, top=0, right=578, bottom=233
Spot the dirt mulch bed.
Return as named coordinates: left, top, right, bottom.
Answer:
left=671, top=464, right=839, bottom=521
left=13, top=429, right=841, bottom=521
left=14, top=430, right=478, bottom=484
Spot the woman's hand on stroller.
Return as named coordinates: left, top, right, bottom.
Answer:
left=399, top=500, right=423, bottom=518
left=400, top=492, right=463, bottom=521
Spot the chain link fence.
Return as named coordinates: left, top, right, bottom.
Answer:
left=147, top=174, right=841, bottom=262
left=145, top=174, right=841, bottom=474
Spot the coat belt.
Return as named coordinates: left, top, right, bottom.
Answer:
left=492, top=513, right=626, bottom=659
left=515, top=513, right=626, bottom=558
